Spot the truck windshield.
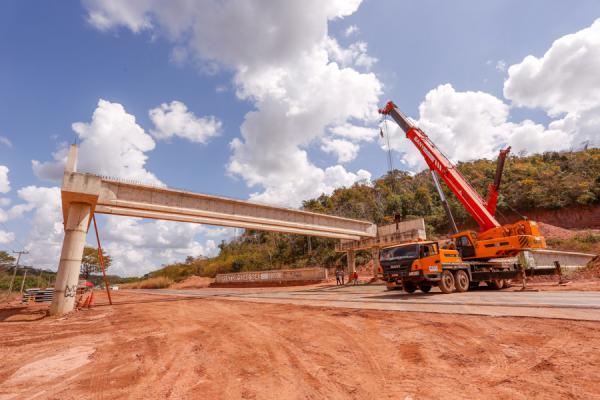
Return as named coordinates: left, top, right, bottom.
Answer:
left=380, top=244, right=419, bottom=260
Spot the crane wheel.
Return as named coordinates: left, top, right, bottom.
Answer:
left=403, top=281, right=417, bottom=293
left=439, top=270, right=456, bottom=294
left=488, top=279, right=504, bottom=290
left=454, top=270, right=470, bottom=292
left=418, top=283, right=432, bottom=293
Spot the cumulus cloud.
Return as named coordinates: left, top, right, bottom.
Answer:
left=11, top=186, right=63, bottom=268
left=320, top=137, right=359, bottom=163
left=386, top=84, right=572, bottom=170
left=329, top=123, right=378, bottom=142
left=504, top=19, right=600, bottom=116
left=32, top=99, right=161, bottom=184
left=0, top=166, right=9, bottom=193
left=0, top=230, right=14, bottom=244
left=100, top=217, right=228, bottom=276
left=325, top=38, right=377, bottom=69
left=504, top=18, right=600, bottom=149
left=83, top=0, right=381, bottom=207
left=149, top=100, right=222, bottom=144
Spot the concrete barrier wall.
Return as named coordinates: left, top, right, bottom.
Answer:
left=527, top=249, right=596, bottom=269
left=215, top=267, right=327, bottom=284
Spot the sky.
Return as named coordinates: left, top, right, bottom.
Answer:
left=1, top=0, right=599, bottom=276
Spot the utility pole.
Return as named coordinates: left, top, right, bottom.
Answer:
left=19, top=269, right=28, bottom=294
left=5, top=250, right=28, bottom=301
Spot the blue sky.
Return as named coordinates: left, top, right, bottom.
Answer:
left=1, top=1, right=599, bottom=275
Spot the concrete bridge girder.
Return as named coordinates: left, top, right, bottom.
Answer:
left=50, top=145, right=377, bottom=315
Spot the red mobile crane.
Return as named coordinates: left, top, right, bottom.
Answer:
left=375, top=101, right=555, bottom=293
left=379, top=101, right=545, bottom=260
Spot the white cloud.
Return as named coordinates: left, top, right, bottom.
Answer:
left=10, top=186, right=63, bottom=268
left=503, top=18, right=600, bottom=149
left=0, top=136, right=12, bottom=148
left=330, top=123, right=378, bottom=142
left=386, top=84, right=573, bottom=171
left=100, top=217, right=226, bottom=276
left=0, top=230, right=14, bottom=244
left=344, top=24, right=359, bottom=37
left=83, top=0, right=380, bottom=207
left=504, top=18, right=600, bottom=116
left=149, top=100, right=222, bottom=144
left=0, top=198, right=10, bottom=207
left=325, top=38, right=377, bottom=69
left=320, top=138, right=359, bottom=163
left=249, top=165, right=371, bottom=206
left=0, top=166, right=9, bottom=193
left=32, top=99, right=161, bottom=184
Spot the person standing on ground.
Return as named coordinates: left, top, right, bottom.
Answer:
left=335, top=269, right=341, bottom=285
left=340, top=269, right=345, bottom=285
left=353, top=271, right=359, bottom=285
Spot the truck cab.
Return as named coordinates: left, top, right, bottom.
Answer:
left=380, top=241, right=463, bottom=293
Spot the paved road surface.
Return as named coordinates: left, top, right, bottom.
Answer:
left=133, top=284, right=600, bottom=321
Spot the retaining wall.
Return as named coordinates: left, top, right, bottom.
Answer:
left=214, top=267, right=327, bottom=285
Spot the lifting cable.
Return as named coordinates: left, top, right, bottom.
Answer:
left=380, top=116, right=394, bottom=173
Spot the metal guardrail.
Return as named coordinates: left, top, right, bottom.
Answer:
left=22, top=288, right=54, bottom=303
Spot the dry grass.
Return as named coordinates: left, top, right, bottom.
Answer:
left=120, top=276, right=173, bottom=289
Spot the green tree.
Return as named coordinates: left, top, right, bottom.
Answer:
left=81, top=246, right=112, bottom=279
left=0, top=251, right=15, bottom=266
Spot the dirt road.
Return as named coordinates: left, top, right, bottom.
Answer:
left=136, top=283, right=600, bottom=321
left=1, top=291, right=599, bottom=399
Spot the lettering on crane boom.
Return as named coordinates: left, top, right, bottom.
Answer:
left=412, top=134, right=443, bottom=172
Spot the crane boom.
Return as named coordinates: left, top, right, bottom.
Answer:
left=486, top=146, right=511, bottom=216
left=379, top=101, right=500, bottom=232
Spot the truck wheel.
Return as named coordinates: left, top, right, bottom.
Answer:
left=403, top=281, right=417, bottom=293
left=439, top=270, right=456, bottom=294
left=418, top=284, right=432, bottom=293
left=454, top=270, right=470, bottom=292
left=488, top=279, right=504, bottom=290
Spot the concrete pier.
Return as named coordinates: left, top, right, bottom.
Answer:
left=50, top=202, right=91, bottom=315
left=371, top=247, right=380, bottom=278
left=347, top=250, right=356, bottom=274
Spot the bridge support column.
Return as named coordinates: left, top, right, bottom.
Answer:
left=372, top=247, right=380, bottom=279
left=346, top=250, right=355, bottom=275
left=50, top=202, right=91, bottom=316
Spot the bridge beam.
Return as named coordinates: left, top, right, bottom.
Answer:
left=51, top=145, right=376, bottom=315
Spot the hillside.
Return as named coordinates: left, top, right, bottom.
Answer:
left=145, top=149, right=600, bottom=281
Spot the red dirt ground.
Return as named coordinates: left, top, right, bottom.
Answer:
left=1, top=291, right=599, bottom=399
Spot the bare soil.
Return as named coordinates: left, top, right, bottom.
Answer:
left=169, top=275, right=214, bottom=289
left=1, top=291, right=600, bottom=399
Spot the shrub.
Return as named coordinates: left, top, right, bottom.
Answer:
left=120, top=276, right=173, bottom=289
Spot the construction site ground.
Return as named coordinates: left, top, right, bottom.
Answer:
left=2, top=286, right=600, bottom=399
